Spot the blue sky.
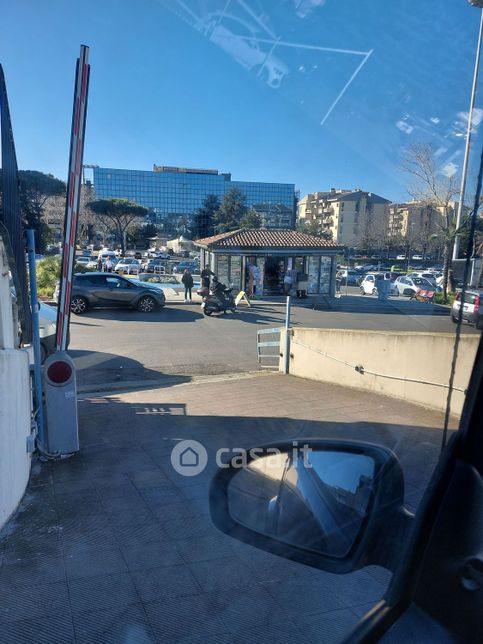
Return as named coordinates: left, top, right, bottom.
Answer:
left=1, top=0, right=482, bottom=202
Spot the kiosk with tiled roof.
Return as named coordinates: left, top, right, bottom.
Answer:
left=195, top=229, right=344, bottom=296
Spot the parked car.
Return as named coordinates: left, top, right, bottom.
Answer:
left=75, top=256, right=97, bottom=268
left=336, top=269, right=361, bottom=286
left=38, top=302, right=58, bottom=362
left=394, top=275, right=440, bottom=296
left=406, top=271, right=438, bottom=284
left=98, top=250, right=118, bottom=262
left=451, top=289, right=483, bottom=328
left=114, top=258, right=142, bottom=275
left=411, top=254, right=423, bottom=260
left=360, top=273, right=399, bottom=296
left=396, top=254, right=406, bottom=260
left=143, top=258, right=168, bottom=273
left=70, top=272, right=165, bottom=314
left=172, top=260, right=199, bottom=274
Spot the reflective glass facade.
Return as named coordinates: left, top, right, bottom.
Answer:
left=92, top=167, right=295, bottom=228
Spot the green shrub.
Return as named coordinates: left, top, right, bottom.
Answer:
left=74, top=264, right=96, bottom=273
left=36, top=256, right=61, bottom=298
left=140, top=275, right=178, bottom=284
left=35, top=256, right=94, bottom=298
left=433, top=292, right=456, bottom=307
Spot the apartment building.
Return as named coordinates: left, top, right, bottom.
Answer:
left=298, top=189, right=390, bottom=246
left=388, top=201, right=471, bottom=245
left=388, top=202, right=438, bottom=240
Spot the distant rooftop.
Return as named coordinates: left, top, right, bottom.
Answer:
left=152, top=164, right=230, bottom=178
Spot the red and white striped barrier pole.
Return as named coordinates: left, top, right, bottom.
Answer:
left=56, top=45, right=90, bottom=351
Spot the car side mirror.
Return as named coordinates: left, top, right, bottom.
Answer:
left=210, top=440, right=411, bottom=574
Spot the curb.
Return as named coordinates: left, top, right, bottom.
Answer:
left=77, top=370, right=273, bottom=397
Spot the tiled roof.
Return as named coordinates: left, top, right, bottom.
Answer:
left=195, top=229, right=343, bottom=249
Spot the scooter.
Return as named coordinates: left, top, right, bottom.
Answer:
left=198, top=279, right=236, bottom=316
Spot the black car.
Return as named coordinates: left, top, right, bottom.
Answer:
left=70, top=272, right=165, bottom=314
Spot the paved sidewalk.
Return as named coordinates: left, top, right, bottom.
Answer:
left=0, top=374, right=457, bottom=643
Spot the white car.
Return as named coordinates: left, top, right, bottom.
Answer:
left=75, top=256, right=97, bottom=268
left=394, top=276, right=439, bottom=296
left=360, top=273, right=399, bottom=296
left=114, top=258, right=142, bottom=275
left=406, top=272, right=438, bottom=284
left=396, top=254, right=407, bottom=261
left=39, top=302, right=58, bottom=362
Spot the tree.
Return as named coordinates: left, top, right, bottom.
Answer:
left=401, top=143, right=459, bottom=301
left=193, top=194, right=219, bottom=238
left=126, top=222, right=160, bottom=248
left=240, top=210, right=262, bottom=229
left=87, top=198, right=148, bottom=255
left=18, top=171, right=66, bottom=253
left=296, top=219, right=333, bottom=240
left=213, top=188, right=247, bottom=233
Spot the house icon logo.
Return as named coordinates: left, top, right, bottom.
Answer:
left=180, top=447, right=199, bottom=468
left=171, top=440, right=208, bottom=476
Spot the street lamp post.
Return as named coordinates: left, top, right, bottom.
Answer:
left=453, top=3, right=483, bottom=260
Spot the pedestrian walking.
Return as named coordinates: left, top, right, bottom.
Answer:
left=182, top=268, right=194, bottom=302
left=105, top=257, right=113, bottom=273
left=96, top=256, right=103, bottom=271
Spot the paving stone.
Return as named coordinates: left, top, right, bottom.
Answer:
left=177, top=533, right=236, bottom=564
left=120, top=540, right=184, bottom=571
left=294, top=608, right=361, bottom=644
left=72, top=601, right=155, bottom=644
left=144, top=595, right=228, bottom=641
left=0, top=613, right=75, bottom=644
left=68, top=571, right=139, bottom=615
left=64, top=544, right=127, bottom=580
left=189, top=556, right=258, bottom=594
left=0, top=554, right=65, bottom=587
left=0, top=581, right=70, bottom=623
left=263, top=578, right=347, bottom=618
left=131, top=564, right=201, bottom=603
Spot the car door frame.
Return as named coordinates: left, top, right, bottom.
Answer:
left=344, top=334, right=483, bottom=643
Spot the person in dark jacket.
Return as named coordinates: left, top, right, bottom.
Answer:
left=200, top=265, right=214, bottom=289
left=181, top=268, right=194, bottom=302
left=96, top=256, right=103, bottom=271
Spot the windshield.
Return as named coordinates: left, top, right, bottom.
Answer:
left=1, top=1, right=483, bottom=643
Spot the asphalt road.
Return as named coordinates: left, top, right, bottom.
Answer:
left=69, top=292, right=479, bottom=388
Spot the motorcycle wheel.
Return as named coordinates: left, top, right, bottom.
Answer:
left=204, top=308, right=213, bottom=316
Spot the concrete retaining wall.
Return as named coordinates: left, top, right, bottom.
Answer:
left=0, top=241, right=31, bottom=530
left=282, top=328, right=479, bottom=416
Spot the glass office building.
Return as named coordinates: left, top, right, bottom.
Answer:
left=92, top=165, right=295, bottom=230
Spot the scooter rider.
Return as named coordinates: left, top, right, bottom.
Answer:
left=203, top=276, right=236, bottom=315
left=201, top=265, right=215, bottom=289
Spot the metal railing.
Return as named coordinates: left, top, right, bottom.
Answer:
left=257, top=327, right=282, bottom=370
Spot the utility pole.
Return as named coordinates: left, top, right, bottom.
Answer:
left=453, top=7, right=483, bottom=260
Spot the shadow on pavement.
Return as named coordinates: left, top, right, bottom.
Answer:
left=72, top=307, right=204, bottom=324
left=68, top=349, right=192, bottom=389
left=309, top=295, right=451, bottom=317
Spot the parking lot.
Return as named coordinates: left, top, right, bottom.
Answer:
left=69, top=291, right=478, bottom=390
